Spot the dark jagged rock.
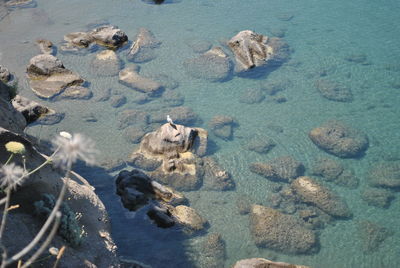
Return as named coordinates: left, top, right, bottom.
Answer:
left=0, top=65, right=11, bottom=83
left=115, top=169, right=186, bottom=211
left=291, top=176, right=352, bottom=218
left=12, top=95, right=51, bottom=124
left=309, top=120, right=369, bottom=158
left=249, top=205, right=317, bottom=254
left=0, top=81, right=26, bottom=133
left=127, top=28, right=161, bottom=63
left=202, top=157, right=235, bottom=191
left=26, top=54, right=85, bottom=99
left=228, top=30, right=290, bottom=73
left=358, top=220, right=393, bottom=253
left=368, top=161, right=400, bottom=189
left=183, top=47, right=232, bottom=82
left=250, top=156, right=304, bottom=183
left=315, top=79, right=353, bottom=102
left=119, top=65, right=163, bottom=95
left=361, top=188, right=395, bottom=209
left=209, top=115, right=237, bottom=140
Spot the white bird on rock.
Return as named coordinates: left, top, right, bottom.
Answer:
left=167, top=115, right=174, bottom=125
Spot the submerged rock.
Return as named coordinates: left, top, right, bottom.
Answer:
left=361, top=187, right=395, bottom=209
left=291, top=176, right=352, bottom=218
left=91, top=50, right=121, bottom=76
left=118, top=109, right=149, bottom=129
left=199, top=233, right=226, bottom=268
left=245, top=135, right=276, bottom=154
left=202, top=157, right=235, bottom=191
left=36, top=39, right=54, bottom=55
left=249, top=205, right=317, bottom=254
left=232, top=258, right=310, bottom=268
left=309, top=120, right=369, bottom=158
left=209, top=115, right=237, bottom=140
left=261, top=79, right=292, bottom=96
left=183, top=47, right=232, bottom=82
left=228, top=30, right=290, bottom=73
left=161, top=90, right=184, bottom=107
left=26, top=54, right=85, bottom=99
left=172, top=205, right=207, bottom=232
left=358, top=220, right=393, bottom=253
left=119, top=65, right=163, bottom=95
left=55, top=85, right=92, bottom=100
left=127, top=28, right=161, bottom=63
left=315, top=79, right=353, bottom=102
left=368, top=161, right=400, bottom=189
left=250, top=156, right=304, bottom=183
left=89, top=25, right=128, bottom=49
left=239, top=88, right=265, bottom=104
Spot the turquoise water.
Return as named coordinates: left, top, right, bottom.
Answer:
left=1, top=0, right=400, bottom=267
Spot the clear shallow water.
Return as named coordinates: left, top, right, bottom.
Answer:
left=1, top=0, right=400, bottom=267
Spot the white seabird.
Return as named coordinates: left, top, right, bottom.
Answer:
left=167, top=115, right=174, bottom=125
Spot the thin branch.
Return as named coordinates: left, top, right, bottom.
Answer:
left=0, top=188, right=11, bottom=239
left=5, top=168, right=71, bottom=265
left=20, top=211, right=61, bottom=268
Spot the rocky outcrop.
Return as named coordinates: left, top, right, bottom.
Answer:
left=119, top=65, right=163, bottom=95
left=0, top=81, right=26, bottom=133
left=368, top=161, right=400, bottom=189
left=250, top=156, right=304, bottom=183
left=228, top=30, right=290, bottom=72
left=232, top=258, right=310, bottom=268
left=0, top=127, right=119, bottom=267
left=291, top=176, right=352, bottom=218
left=309, top=120, right=369, bottom=158
left=183, top=47, right=232, bottom=82
left=249, top=205, right=317, bottom=254
left=90, top=50, right=121, bottom=76
left=315, top=79, right=353, bottom=102
left=127, top=28, right=161, bottom=63
left=26, top=54, right=85, bottom=99
left=209, top=115, right=238, bottom=140
left=130, top=123, right=208, bottom=191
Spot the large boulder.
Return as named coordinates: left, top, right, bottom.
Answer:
left=228, top=30, right=290, bottom=72
left=291, top=176, right=352, bottom=218
left=249, top=205, right=317, bottom=254
left=127, top=28, right=161, bottom=63
left=183, top=47, right=232, bottom=82
left=250, top=156, right=304, bottom=183
left=131, top=123, right=208, bottom=191
left=309, top=120, right=369, bottom=158
left=232, top=258, right=310, bottom=268
left=26, top=54, right=85, bottom=99
left=119, top=65, right=163, bottom=95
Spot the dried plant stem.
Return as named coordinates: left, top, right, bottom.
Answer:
left=4, top=154, right=14, bottom=165
left=0, top=188, right=11, bottom=240
left=52, top=245, right=66, bottom=268
left=4, top=168, right=71, bottom=266
left=20, top=212, right=61, bottom=268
